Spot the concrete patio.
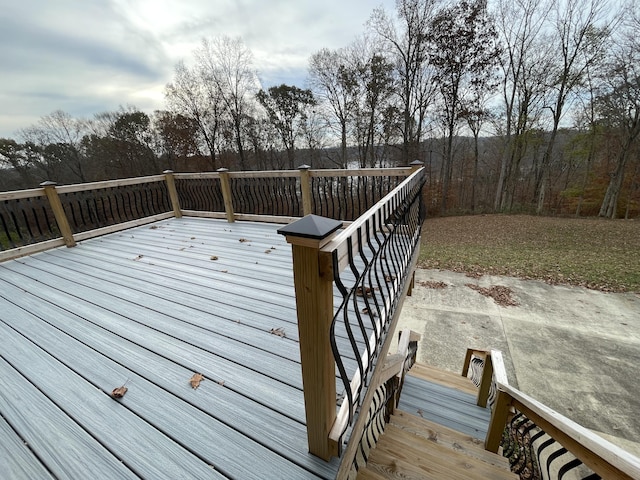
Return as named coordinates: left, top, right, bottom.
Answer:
left=396, top=268, right=640, bottom=458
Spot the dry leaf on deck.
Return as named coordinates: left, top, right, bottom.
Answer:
left=133, top=255, right=143, bottom=261
left=210, top=255, right=219, bottom=260
left=238, top=238, right=250, bottom=243
left=190, top=373, right=205, bottom=389
left=269, top=327, right=286, bottom=338
left=356, top=286, right=375, bottom=297
left=111, top=385, right=128, bottom=398
left=264, top=249, right=271, bottom=254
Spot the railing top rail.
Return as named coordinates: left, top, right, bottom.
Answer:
left=319, top=167, right=424, bottom=274
left=228, top=169, right=301, bottom=179
left=499, top=382, right=640, bottom=479
left=490, top=349, right=509, bottom=385
left=309, top=167, right=412, bottom=178
left=55, top=175, right=166, bottom=194
left=173, top=172, right=220, bottom=180
left=0, top=187, right=47, bottom=201
left=175, top=167, right=411, bottom=180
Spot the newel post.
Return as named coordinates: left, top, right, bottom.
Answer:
left=217, top=168, right=235, bottom=223
left=40, top=181, right=76, bottom=247
left=163, top=170, right=182, bottom=218
left=298, top=164, right=313, bottom=216
left=278, top=215, right=343, bottom=460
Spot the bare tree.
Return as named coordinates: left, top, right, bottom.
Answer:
left=533, top=0, right=613, bottom=213
left=196, top=36, right=258, bottom=170
left=492, top=0, right=551, bottom=211
left=165, top=61, right=223, bottom=170
left=368, top=0, right=440, bottom=164
left=427, top=0, right=501, bottom=213
left=344, top=35, right=397, bottom=168
left=598, top=8, right=640, bottom=218
left=19, top=110, right=89, bottom=182
left=256, top=84, right=316, bottom=169
left=308, top=48, right=359, bottom=168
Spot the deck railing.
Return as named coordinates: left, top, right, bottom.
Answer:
left=0, top=165, right=414, bottom=261
left=278, top=165, right=426, bottom=467
left=466, top=349, right=640, bottom=480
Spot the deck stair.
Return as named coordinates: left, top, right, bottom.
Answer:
left=356, top=363, right=518, bottom=479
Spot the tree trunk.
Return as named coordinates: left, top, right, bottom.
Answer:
left=599, top=150, right=630, bottom=218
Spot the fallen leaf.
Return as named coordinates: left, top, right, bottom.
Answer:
left=264, top=249, right=271, bottom=254
left=210, top=255, right=219, bottom=260
left=356, top=286, right=375, bottom=297
left=111, top=385, right=128, bottom=398
left=270, top=327, right=286, bottom=337
left=220, top=270, right=228, bottom=273
left=149, top=225, right=158, bottom=230
left=418, top=280, right=448, bottom=289
left=385, top=275, right=396, bottom=282
left=239, top=238, right=250, bottom=243
left=190, top=373, right=205, bottom=389
left=216, top=380, right=225, bottom=386
left=190, top=237, right=196, bottom=240
left=417, top=408, right=424, bottom=417
left=133, top=255, right=143, bottom=261
left=465, top=283, right=519, bottom=307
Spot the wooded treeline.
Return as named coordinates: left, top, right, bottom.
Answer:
left=1, top=0, right=638, bottom=218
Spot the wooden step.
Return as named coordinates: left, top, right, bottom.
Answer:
left=408, top=363, right=478, bottom=396
left=390, top=410, right=510, bottom=469
left=357, top=414, right=517, bottom=480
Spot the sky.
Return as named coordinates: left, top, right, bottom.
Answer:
left=0, top=0, right=396, bottom=139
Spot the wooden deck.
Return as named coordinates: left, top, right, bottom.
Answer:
left=0, top=217, right=341, bottom=479
left=1, top=216, right=517, bottom=479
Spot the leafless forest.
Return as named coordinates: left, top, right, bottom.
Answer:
left=1, top=0, right=638, bottom=218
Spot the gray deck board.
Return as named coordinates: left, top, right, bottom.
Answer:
left=0, top=276, right=307, bottom=421
left=0, top=413, right=57, bottom=480
left=0, top=218, right=340, bottom=480
left=398, top=373, right=492, bottom=439
left=0, top=309, right=323, bottom=480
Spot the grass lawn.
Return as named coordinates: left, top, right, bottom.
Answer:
left=419, top=214, right=640, bottom=293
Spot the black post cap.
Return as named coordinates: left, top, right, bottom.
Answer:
left=277, top=214, right=342, bottom=240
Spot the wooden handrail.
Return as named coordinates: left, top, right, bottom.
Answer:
left=309, top=167, right=411, bottom=177
left=318, top=167, right=425, bottom=277
left=477, top=349, right=640, bottom=479
left=495, top=383, right=640, bottom=479
left=54, top=174, right=165, bottom=194
left=0, top=187, right=47, bottom=201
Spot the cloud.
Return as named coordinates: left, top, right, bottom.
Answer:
left=0, top=0, right=396, bottom=138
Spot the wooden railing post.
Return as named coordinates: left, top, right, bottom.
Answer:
left=485, top=387, right=512, bottom=453
left=40, top=181, right=76, bottom=247
left=298, top=164, right=312, bottom=216
left=278, top=215, right=343, bottom=460
left=410, top=160, right=424, bottom=172
left=217, top=168, right=235, bottom=223
left=163, top=170, right=182, bottom=218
